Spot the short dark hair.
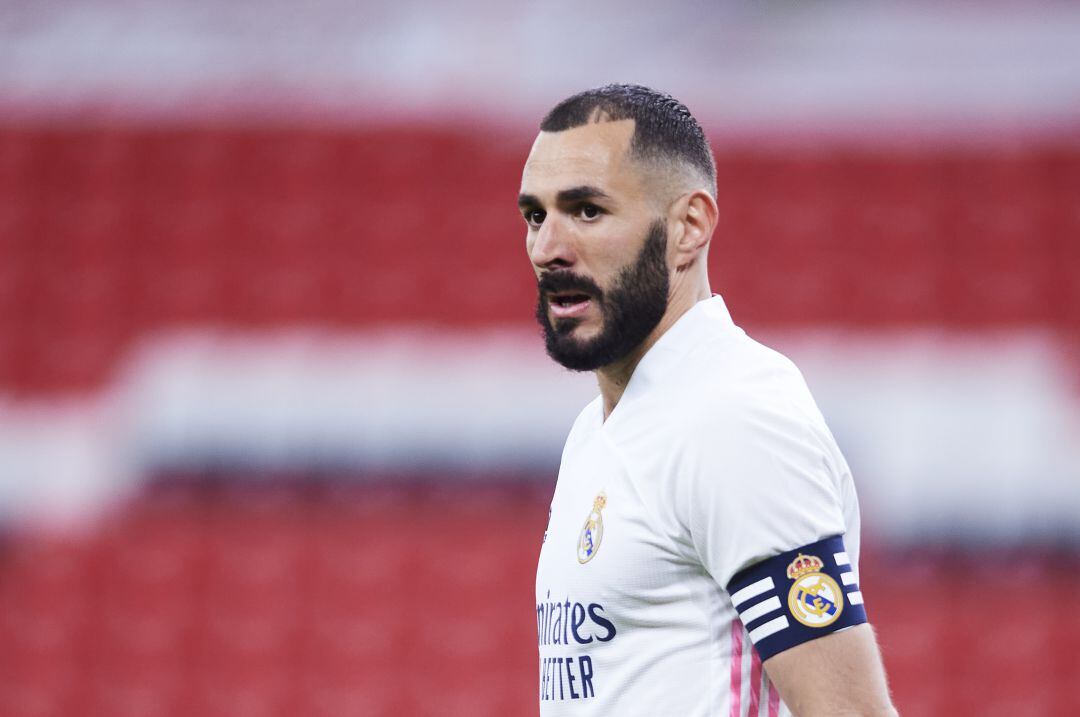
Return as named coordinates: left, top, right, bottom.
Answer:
left=540, top=84, right=716, bottom=196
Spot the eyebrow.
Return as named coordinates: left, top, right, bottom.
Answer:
left=517, top=185, right=613, bottom=210
left=556, top=185, right=612, bottom=204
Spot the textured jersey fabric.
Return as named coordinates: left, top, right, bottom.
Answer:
left=535, top=295, right=863, bottom=717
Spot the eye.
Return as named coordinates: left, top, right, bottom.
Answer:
left=578, top=203, right=603, bottom=220
left=525, top=209, right=546, bottom=228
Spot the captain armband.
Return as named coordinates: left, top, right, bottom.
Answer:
left=725, top=534, right=867, bottom=662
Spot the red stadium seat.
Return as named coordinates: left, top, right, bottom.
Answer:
left=3, top=126, right=1077, bottom=392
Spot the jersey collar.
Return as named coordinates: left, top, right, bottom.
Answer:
left=619, top=294, right=738, bottom=403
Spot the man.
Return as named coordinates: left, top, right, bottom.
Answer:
left=522, top=85, right=896, bottom=717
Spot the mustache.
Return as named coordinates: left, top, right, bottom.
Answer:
left=537, top=270, right=603, bottom=299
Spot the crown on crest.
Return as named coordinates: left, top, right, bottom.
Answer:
left=593, top=494, right=607, bottom=512
left=786, top=553, right=824, bottom=580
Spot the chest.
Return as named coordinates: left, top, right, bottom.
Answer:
left=536, top=430, right=703, bottom=608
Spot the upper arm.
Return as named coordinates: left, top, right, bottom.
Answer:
left=680, top=379, right=893, bottom=713
left=764, top=624, right=897, bottom=717
left=682, top=386, right=848, bottom=588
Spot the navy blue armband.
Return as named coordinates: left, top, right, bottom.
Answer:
left=726, top=535, right=867, bottom=662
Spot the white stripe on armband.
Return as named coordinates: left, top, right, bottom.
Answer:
left=740, top=596, right=782, bottom=624
left=730, top=577, right=774, bottom=608
left=748, top=615, right=789, bottom=642
left=834, top=552, right=850, bottom=566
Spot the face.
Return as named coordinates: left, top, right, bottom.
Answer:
left=519, top=120, right=671, bottom=371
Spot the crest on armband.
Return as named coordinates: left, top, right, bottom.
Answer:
left=786, top=553, right=843, bottom=628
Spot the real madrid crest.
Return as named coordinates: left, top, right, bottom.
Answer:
left=786, top=553, right=843, bottom=628
left=577, top=492, right=607, bottom=564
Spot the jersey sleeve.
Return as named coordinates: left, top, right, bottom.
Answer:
left=681, top=386, right=866, bottom=659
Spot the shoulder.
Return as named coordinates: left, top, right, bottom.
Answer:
left=666, top=333, right=843, bottom=508
left=674, top=332, right=817, bottom=438
left=674, top=340, right=852, bottom=584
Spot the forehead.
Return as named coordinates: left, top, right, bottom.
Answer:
left=520, top=119, right=643, bottom=198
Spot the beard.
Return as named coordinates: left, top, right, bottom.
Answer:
left=535, top=219, right=670, bottom=372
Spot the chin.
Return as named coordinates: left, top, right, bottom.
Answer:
left=555, top=320, right=602, bottom=342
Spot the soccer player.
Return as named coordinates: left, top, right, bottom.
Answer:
left=522, top=85, right=897, bottom=717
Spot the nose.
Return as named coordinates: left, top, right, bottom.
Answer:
left=529, top=216, right=576, bottom=271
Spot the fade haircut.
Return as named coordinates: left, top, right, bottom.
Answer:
left=540, top=84, right=717, bottom=197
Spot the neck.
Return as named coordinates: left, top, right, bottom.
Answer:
left=596, top=281, right=710, bottom=420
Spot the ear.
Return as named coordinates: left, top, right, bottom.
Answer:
left=669, top=189, right=718, bottom=271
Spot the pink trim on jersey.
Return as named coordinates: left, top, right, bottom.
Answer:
left=768, top=683, right=781, bottom=717
left=748, top=647, right=763, bottom=716
left=729, top=622, right=744, bottom=717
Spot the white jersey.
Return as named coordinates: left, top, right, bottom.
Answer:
left=536, top=295, right=865, bottom=717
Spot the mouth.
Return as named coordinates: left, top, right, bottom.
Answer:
left=547, top=291, right=593, bottom=319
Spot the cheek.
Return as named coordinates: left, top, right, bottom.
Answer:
left=588, top=242, right=635, bottom=284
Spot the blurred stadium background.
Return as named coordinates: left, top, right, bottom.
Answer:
left=1, top=2, right=1079, bottom=715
